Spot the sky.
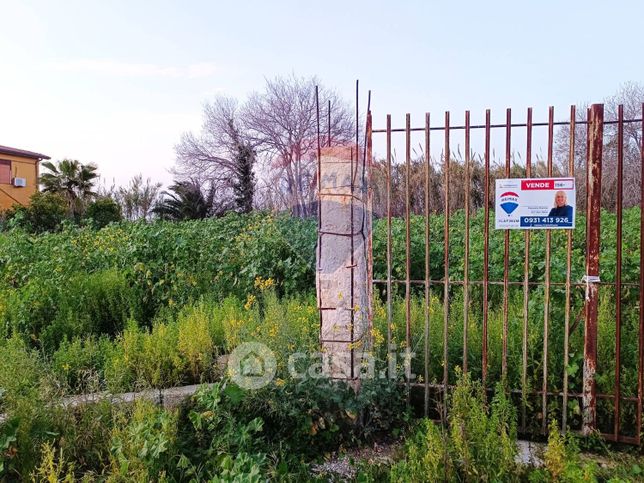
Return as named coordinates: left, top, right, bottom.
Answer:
left=1, top=0, right=642, bottom=188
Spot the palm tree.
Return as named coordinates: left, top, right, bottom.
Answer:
left=153, top=181, right=218, bottom=221
left=40, top=159, right=98, bottom=217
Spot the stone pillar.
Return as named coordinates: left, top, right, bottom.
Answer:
left=317, top=145, right=371, bottom=381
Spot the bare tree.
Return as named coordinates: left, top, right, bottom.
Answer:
left=242, top=74, right=355, bottom=217
left=175, top=96, right=256, bottom=213
left=554, top=82, right=644, bottom=211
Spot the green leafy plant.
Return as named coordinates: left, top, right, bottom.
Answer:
left=31, top=441, right=75, bottom=482
left=528, top=419, right=598, bottom=482
left=85, top=197, right=123, bottom=229
left=3, top=192, right=69, bottom=233
left=389, top=372, right=519, bottom=482
left=108, top=400, right=178, bottom=481
left=0, top=337, right=61, bottom=479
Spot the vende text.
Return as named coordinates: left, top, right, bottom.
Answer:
left=521, top=180, right=554, bottom=190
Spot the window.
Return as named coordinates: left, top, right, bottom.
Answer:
left=0, top=160, right=10, bottom=185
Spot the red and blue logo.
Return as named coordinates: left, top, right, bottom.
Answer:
left=500, top=191, right=519, bottom=215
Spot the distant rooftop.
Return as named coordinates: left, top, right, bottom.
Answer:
left=0, top=145, right=50, bottom=161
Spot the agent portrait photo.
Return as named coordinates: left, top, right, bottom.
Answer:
left=548, top=190, right=573, bottom=218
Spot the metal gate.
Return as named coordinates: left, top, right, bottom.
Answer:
left=365, top=102, right=644, bottom=443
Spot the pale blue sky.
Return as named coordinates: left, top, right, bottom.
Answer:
left=1, top=0, right=642, bottom=186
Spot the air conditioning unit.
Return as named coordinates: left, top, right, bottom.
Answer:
left=12, top=177, right=27, bottom=187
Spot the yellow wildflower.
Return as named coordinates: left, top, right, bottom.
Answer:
left=371, top=328, right=385, bottom=346
left=254, top=276, right=275, bottom=291
left=244, top=294, right=256, bottom=310
left=348, top=340, right=364, bottom=350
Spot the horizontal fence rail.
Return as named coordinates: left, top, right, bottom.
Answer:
left=368, top=104, right=644, bottom=444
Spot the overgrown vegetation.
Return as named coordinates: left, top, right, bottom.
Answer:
left=1, top=208, right=643, bottom=480
left=390, top=372, right=519, bottom=482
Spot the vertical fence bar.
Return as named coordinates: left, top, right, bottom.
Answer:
left=522, top=107, right=532, bottom=432
left=638, top=103, right=644, bottom=444
left=386, top=115, right=393, bottom=369
left=463, top=111, right=471, bottom=374
left=443, top=111, right=450, bottom=422
left=328, top=100, right=331, bottom=147
left=542, top=106, right=554, bottom=433
left=613, top=104, right=624, bottom=439
left=315, top=87, right=322, bottom=342
left=583, top=103, right=603, bottom=435
left=350, top=81, right=358, bottom=379
left=366, top=106, right=373, bottom=354
left=562, top=105, right=576, bottom=432
left=424, top=113, right=431, bottom=416
left=482, top=109, right=491, bottom=391
left=405, top=113, right=412, bottom=396
left=503, top=108, right=511, bottom=379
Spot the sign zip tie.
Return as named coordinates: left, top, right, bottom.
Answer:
left=581, top=275, right=600, bottom=302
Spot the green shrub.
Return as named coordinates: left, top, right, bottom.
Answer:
left=235, top=376, right=408, bottom=457
left=4, top=192, right=69, bottom=234
left=176, top=300, right=217, bottom=382
left=208, top=452, right=267, bottom=482
left=48, top=269, right=132, bottom=344
left=52, top=336, right=111, bottom=393
left=529, top=419, right=598, bottom=482
left=103, top=320, right=181, bottom=392
left=448, top=374, right=518, bottom=481
left=389, top=372, right=519, bottom=482
left=175, top=381, right=268, bottom=481
left=85, top=197, right=122, bottom=229
left=56, top=400, right=115, bottom=476
left=2, top=278, right=59, bottom=346
left=390, top=419, right=450, bottom=482
left=39, top=270, right=131, bottom=352
left=32, top=442, right=75, bottom=482
left=108, top=400, right=178, bottom=481
left=103, top=321, right=140, bottom=393
left=139, top=321, right=184, bottom=388
left=0, top=337, right=61, bottom=479
left=4, top=269, right=132, bottom=353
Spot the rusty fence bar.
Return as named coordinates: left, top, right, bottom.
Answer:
left=386, top=115, right=392, bottom=375
left=373, top=279, right=640, bottom=288
left=562, top=105, right=575, bottom=432
left=582, top=104, right=603, bottom=435
left=368, top=104, right=643, bottom=443
left=405, top=113, right=411, bottom=398
left=463, top=111, right=471, bottom=375
left=614, top=105, right=624, bottom=439
left=424, top=113, right=431, bottom=416
left=349, top=82, right=357, bottom=379
left=372, top=118, right=640, bottom=134
left=442, top=112, right=450, bottom=422
left=638, top=103, right=644, bottom=446
left=366, top=107, right=374, bottom=355
left=327, top=100, right=331, bottom=147
left=502, top=108, right=511, bottom=379
left=482, top=109, right=491, bottom=392
left=542, top=106, right=554, bottom=433
left=521, top=107, right=532, bottom=432
left=315, top=87, right=322, bottom=344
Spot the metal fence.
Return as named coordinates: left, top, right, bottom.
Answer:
left=366, top=103, right=644, bottom=444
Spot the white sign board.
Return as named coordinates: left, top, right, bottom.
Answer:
left=495, top=178, right=576, bottom=229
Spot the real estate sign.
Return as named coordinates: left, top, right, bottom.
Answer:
left=495, top=178, right=576, bottom=229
